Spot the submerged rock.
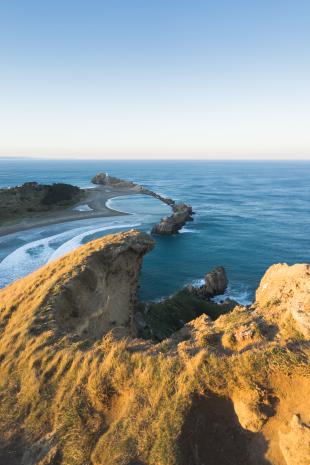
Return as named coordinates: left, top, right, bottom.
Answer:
left=204, top=266, right=228, bottom=296
left=0, top=227, right=309, bottom=465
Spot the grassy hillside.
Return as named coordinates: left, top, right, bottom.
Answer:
left=0, top=232, right=309, bottom=465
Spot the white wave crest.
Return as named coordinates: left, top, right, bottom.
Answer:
left=73, top=204, right=93, bottom=212
left=212, top=285, right=253, bottom=306
left=48, top=222, right=140, bottom=262
left=179, top=228, right=201, bottom=234
left=0, top=221, right=141, bottom=288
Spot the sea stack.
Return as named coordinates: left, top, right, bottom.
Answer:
left=189, top=266, right=229, bottom=298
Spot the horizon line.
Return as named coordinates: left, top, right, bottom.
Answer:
left=0, top=156, right=310, bottom=162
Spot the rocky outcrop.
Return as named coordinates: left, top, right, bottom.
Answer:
left=91, top=172, right=194, bottom=234
left=139, top=186, right=176, bottom=207
left=0, top=254, right=309, bottom=465
left=91, top=172, right=138, bottom=189
left=255, top=263, right=310, bottom=337
left=188, top=266, right=228, bottom=298
left=151, top=202, right=194, bottom=235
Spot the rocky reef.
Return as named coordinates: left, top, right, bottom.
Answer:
left=91, top=172, right=194, bottom=234
left=151, top=202, right=194, bottom=235
left=0, top=182, right=82, bottom=223
left=0, top=231, right=309, bottom=465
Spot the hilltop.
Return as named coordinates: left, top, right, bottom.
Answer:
left=0, top=230, right=309, bottom=465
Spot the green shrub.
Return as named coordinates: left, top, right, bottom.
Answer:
left=42, top=183, right=80, bottom=205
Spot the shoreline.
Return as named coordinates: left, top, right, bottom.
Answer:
left=0, top=186, right=139, bottom=237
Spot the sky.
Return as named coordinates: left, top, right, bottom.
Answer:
left=0, top=0, right=309, bottom=160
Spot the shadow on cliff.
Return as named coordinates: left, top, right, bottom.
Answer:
left=179, top=394, right=272, bottom=465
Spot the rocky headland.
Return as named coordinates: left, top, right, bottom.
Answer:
left=0, top=172, right=194, bottom=237
left=0, top=229, right=309, bottom=465
left=92, top=172, right=195, bottom=234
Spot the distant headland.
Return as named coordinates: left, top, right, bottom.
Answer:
left=0, top=172, right=194, bottom=236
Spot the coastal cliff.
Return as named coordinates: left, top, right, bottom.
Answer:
left=0, top=231, right=309, bottom=465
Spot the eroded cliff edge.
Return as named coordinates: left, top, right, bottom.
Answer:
left=0, top=231, right=309, bottom=465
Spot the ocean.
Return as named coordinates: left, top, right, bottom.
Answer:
left=0, top=158, right=309, bottom=304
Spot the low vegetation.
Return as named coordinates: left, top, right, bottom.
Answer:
left=0, top=232, right=309, bottom=465
left=136, top=288, right=235, bottom=341
left=0, top=181, right=82, bottom=223
left=41, top=183, right=81, bottom=205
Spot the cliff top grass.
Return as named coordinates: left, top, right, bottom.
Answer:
left=0, top=232, right=309, bottom=465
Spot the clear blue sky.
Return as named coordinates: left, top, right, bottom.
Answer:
left=0, top=0, right=309, bottom=159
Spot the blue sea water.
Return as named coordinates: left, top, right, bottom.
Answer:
left=0, top=158, right=310, bottom=304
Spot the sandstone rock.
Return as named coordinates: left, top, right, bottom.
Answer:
left=0, top=230, right=154, bottom=340
left=256, top=263, right=310, bottom=337
left=0, top=248, right=310, bottom=464
left=232, top=392, right=268, bottom=432
left=279, top=414, right=310, bottom=465
left=204, top=266, right=228, bottom=296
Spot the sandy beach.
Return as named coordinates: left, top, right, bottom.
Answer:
left=0, top=185, right=139, bottom=237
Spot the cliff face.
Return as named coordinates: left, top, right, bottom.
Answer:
left=0, top=234, right=309, bottom=465
left=255, top=263, right=310, bottom=338
left=0, top=229, right=154, bottom=342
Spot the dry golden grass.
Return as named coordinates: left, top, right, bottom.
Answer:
left=0, top=233, right=309, bottom=465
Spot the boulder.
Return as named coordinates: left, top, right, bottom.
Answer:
left=279, top=414, right=310, bottom=465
